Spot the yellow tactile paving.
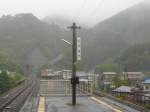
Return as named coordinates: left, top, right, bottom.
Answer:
left=38, top=96, right=45, bottom=112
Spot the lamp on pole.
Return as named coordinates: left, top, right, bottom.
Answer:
left=61, top=39, right=72, bottom=46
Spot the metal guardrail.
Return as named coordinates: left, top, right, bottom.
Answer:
left=40, top=80, right=93, bottom=96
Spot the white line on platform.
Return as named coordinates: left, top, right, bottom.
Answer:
left=90, top=97, right=123, bottom=112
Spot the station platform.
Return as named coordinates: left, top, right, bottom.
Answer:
left=45, top=97, right=122, bottom=112
left=20, top=96, right=141, bottom=112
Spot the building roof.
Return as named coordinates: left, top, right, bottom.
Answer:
left=142, top=77, right=150, bottom=84
left=76, top=72, right=88, bottom=76
left=79, top=79, right=92, bottom=82
left=123, top=72, right=143, bottom=75
left=143, top=90, right=150, bottom=93
left=103, top=72, right=117, bottom=75
left=62, top=69, right=71, bottom=72
left=112, top=86, right=132, bottom=93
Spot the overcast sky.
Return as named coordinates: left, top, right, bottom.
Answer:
left=0, top=0, right=145, bottom=26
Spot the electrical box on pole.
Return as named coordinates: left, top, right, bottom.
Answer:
left=77, top=37, right=81, bottom=61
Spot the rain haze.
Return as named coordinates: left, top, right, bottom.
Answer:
left=1, top=0, right=150, bottom=111
left=0, top=0, right=144, bottom=27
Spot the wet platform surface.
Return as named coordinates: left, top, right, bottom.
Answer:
left=46, top=97, right=114, bottom=112
left=20, top=96, right=140, bottom=112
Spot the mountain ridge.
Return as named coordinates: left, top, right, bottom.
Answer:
left=0, top=2, right=150, bottom=70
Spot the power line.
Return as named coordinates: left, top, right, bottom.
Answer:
left=74, top=0, right=105, bottom=25
left=74, top=0, right=87, bottom=22
left=88, top=0, right=105, bottom=17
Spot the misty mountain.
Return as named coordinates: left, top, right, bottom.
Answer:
left=44, top=1, right=150, bottom=69
left=1, top=2, right=150, bottom=71
left=82, top=2, right=150, bottom=69
left=43, top=16, right=73, bottom=29
left=0, top=13, right=71, bottom=70
left=93, top=3, right=150, bottom=44
left=116, top=43, right=150, bottom=71
left=43, top=15, right=89, bottom=29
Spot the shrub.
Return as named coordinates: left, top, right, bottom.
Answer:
left=0, top=70, right=11, bottom=93
left=144, top=104, right=150, bottom=109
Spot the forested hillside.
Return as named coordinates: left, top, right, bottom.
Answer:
left=116, top=43, right=150, bottom=72
left=83, top=2, right=150, bottom=69
left=0, top=2, right=150, bottom=71
left=0, top=13, right=71, bottom=71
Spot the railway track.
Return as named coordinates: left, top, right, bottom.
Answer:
left=0, top=76, right=39, bottom=112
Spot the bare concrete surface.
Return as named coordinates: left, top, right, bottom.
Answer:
left=20, top=96, right=142, bottom=112
left=46, top=97, right=116, bottom=112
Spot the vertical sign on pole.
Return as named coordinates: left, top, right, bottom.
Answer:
left=77, top=37, right=81, bottom=61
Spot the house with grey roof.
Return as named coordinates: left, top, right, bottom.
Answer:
left=142, top=77, right=150, bottom=91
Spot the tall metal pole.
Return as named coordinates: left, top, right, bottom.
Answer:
left=68, top=22, right=80, bottom=105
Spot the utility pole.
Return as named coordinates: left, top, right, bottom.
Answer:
left=68, top=22, right=80, bottom=105
left=124, top=64, right=128, bottom=80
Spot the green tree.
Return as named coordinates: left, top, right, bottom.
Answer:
left=0, top=70, right=11, bottom=93
left=76, top=60, right=84, bottom=71
left=0, top=52, right=20, bottom=72
left=116, top=43, right=150, bottom=71
left=113, top=76, right=130, bottom=87
left=95, top=63, right=121, bottom=73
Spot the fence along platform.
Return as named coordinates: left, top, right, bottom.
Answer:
left=39, top=79, right=93, bottom=96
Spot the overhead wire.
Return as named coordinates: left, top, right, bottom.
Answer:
left=88, top=0, right=105, bottom=17
left=74, top=0, right=106, bottom=26
left=74, top=0, right=88, bottom=23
